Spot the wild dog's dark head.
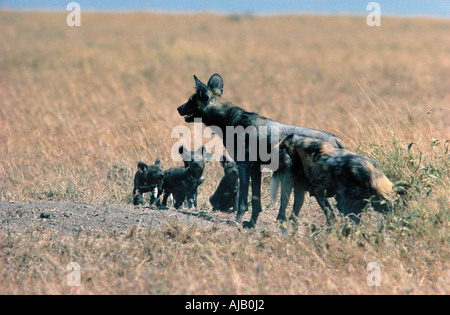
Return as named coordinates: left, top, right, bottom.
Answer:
left=177, top=74, right=224, bottom=123
left=135, top=159, right=164, bottom=189
left=178, top=145, right=212, bottom=178
left=219, top=155, right=239, bottom=181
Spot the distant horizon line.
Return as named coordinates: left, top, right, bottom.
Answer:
left=1, top=7, right=449, bottom=20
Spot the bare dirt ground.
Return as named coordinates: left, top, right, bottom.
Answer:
left=0, top=201, right=216, bottom=236
left=0, top=199, right=324, bottom=236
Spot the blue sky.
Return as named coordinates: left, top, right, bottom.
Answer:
left=1, top=0, right=449, bottom=18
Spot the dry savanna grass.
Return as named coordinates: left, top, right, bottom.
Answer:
left=0, top=11, right=449, bottom=294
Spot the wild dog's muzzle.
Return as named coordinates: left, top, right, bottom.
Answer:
left=177, top=103, right=195, bottom=122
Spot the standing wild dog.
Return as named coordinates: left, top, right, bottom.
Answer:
left=210, top=155, right=239, bottom=213
left=160, top=145, right=211, bottom=209
left=133, top=159, right=164, bottom=206
left=177, top=74, right=346, bottom=228
left=271, top=134, right=393, bottom=224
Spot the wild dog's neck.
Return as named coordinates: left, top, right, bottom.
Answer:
left=200, top=98, right=267, bottom=132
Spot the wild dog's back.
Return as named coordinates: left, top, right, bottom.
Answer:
left=267, top=121, right=346, bottom=151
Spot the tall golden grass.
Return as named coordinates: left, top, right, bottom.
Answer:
left=0, top=11, right=448, bottom=294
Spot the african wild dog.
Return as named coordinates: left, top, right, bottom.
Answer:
left=133, top=159, right=164, bottom=206
left=209, top=155, right=239, bottom=213
left=271, top=134, right=393, bottom=224
left=160, top=145, right=211, bottom=209
left=177, top=74, right=346, bottom=228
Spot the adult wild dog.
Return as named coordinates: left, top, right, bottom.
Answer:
left=271, top=134, right=393, bottom=224
left=177, top=74, right=345, bottom=228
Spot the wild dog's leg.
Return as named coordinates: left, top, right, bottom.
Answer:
left=232, top=187, right=239, bottom=213
left=236, top=163, right=250, bottom=223
left=150, top=186, right=158, bottom=205
left=187, top=196, right=194, bottom=209
left=193, top=189, right=198, bottom=208
left=315, top=196, right=335, bottom=226
left=187, top=190, right=195, bottom=209
left=133, top=188, right=143, bottom=206
left=174, top=199, right=184, bottom=210
left=276, top=171, right=293, bottom=222
left=155, top=183, right=163, bottom=207
left=347, top=213, right=361, bottom=224
left=161, top=190, right=170, bottom=209
left=291, top=178, right=306, bottom=219
left=173, top=192, right=185, bottom=209
left=243, top=166, right=262, bottom=229
left=336, top=194, right=362, bottom=224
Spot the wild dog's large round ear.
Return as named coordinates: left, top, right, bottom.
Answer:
left=207, top=74, right=223, bottom=96
left=197, top=145, right=213, bottom=162
left=154, top=158, right=161, bottom=166
left=193, top=75, right=209, bottom=99
left=137, top=161, right=148, bottom=172
left=179, top=145, right=191, bottom=161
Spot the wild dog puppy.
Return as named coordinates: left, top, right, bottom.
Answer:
left=271, top=134, right=393, bottom=224
left=133, top=159, right=164, bottom=206
left=210, top=155, right=239, bottom=213
left=177, top=74, right=346, bottom=228
left=161, top=145, right=211, bottom=209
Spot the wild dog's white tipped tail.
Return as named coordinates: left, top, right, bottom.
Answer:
left=372, top=174, right=394, bottom=201
left=270, top=172, right=280, bottom=206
